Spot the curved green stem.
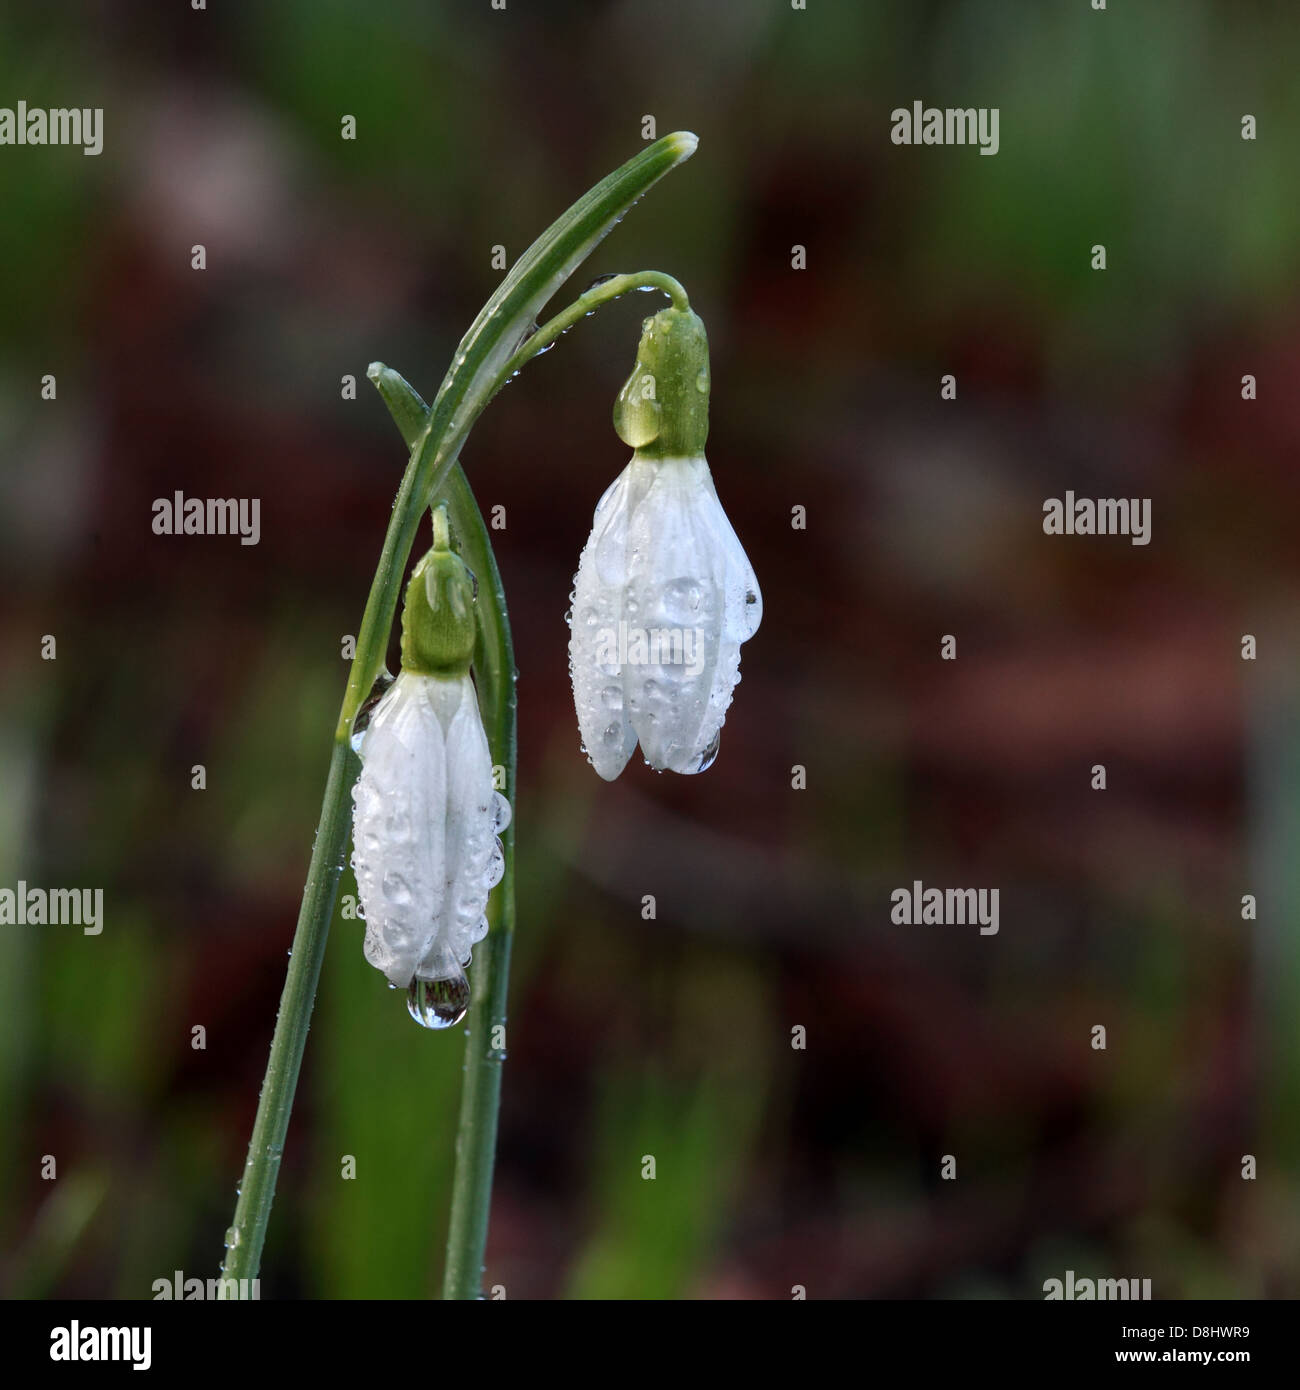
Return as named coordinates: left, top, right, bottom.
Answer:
left=219, top=132, right=698, bottom=1294
left=503, top=270, right=690, bottom=376
left=337, top=133, right=697, bottom=737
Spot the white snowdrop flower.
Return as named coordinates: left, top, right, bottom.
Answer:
left=568, top=305, right=761, bottom=779
left=351, top=507, right=510, bottom=1028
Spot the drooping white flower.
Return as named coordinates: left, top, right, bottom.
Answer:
left=569, top=454, right=761, bottom=778
left=568, top=304, right=761, bottom=779
left=350, top=508, right=509, bottom=1027
left=352, top=671, right=509, bottom=986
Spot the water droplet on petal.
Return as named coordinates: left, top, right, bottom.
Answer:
left=491, top=792, right=512, bottom=833
left=485, top=842, right=505, bottom=889
left=350, top=670, right=396, bottom=752
left=695, top=731, right=721, bottom=773
left=407, top=972, right=471, bottom=1029
left=661, top=577, right=705, bottom=623
left=382, top=873, right=412, bottom=905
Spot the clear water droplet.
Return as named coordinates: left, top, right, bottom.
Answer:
left=662, top=577, right=704, bottom=622
left=350, top=671, right=396, bottom=752
left=491, top=792, right=512, bottom=833
left=585, top=272, right=620, bottom=292
left=407, top=972, right=471, bottom=1029
left=485, top=842, right=505, bottom=889
left=382, top=872, right=412, bottom=905
left=614, top=372, right=662, bottom=448
left=695, top=369, right=710, bottom=393
left=224, top=1226, right=241, bottom=1249
left=695, top=731, right=721, bottom=773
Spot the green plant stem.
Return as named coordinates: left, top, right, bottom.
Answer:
left=219, top=735, right=352, bottom=1291
left=436, top=468, right=515, bottom=1301
left=503, top=270, right=690, bottom=375
left=219, top=131, right=698, bottom=1294
left=369, top=366, right=517, bottom=1298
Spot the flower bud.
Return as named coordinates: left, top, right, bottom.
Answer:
left=613, top=306, right=710, bottom=456
left=569, top=309, right=760, bottom=779
left=399, top=506, right=478, bottom=677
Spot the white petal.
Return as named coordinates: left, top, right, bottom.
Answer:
left=623, top=456, right=759, bottom=774
left=690, top=465, right=762, bottom=770
left=352, top=672, right=506, bottom=988
left=568, top=463, right=639, bottom=780
left=352, top=672, right=449, bottom=987
left=416, top=674, right=499, bottom=980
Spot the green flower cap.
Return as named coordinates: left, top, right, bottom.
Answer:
left=400, top=506, right=478, bottom=676
left=614, top=306, right=710, bottom=458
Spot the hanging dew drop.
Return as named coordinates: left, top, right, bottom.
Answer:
left=407, top=972, right=471, bottom=1029
left=695, top=730, right=721, bottom=773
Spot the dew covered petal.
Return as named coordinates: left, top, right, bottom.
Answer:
left=623, top=455, right=759, bottom=774
left=568, top=463, right=639, bottom=779
left=417, top=674, right=500, bottom=981
left=352, top=672, right=449, bottom=987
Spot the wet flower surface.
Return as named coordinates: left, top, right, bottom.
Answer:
left=569, top=452, right=762, bottom=778
left=352, top=669, right=509, bottom=995
left=350, top=507, right=510, bottom=1025
left=569, top=303, right=761, bottom=779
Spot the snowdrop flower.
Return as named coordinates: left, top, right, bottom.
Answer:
left=569, top=305, right=761, bottom=779
left=351, top=507, right=510, bottom=1028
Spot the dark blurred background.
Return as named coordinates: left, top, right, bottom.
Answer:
left=2, top=0, right=1298, bottom=1299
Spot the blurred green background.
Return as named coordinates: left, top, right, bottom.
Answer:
left=1, top=0, right=1299, bottom=1298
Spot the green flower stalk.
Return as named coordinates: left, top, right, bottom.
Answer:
left=220, top=132, right=699, bottom=1298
